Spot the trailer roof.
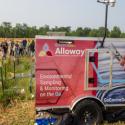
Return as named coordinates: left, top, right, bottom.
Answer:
left=35, top=35, right=125, bottom=42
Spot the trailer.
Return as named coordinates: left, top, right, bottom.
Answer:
left=35, top=36, right=125, bottom=125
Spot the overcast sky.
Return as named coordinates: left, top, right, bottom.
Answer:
left=0, top=0, right=124, bottom=31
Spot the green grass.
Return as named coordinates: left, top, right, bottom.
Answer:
left=0, top=56, right=35, bottom=105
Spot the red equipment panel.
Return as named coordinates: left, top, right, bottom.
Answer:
left=35, top=36, right=98, bottom=109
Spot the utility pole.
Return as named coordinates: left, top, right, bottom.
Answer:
left=97, top=0, right=116, bottom=47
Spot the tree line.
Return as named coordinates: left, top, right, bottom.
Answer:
left=0, top=22, right=125, bottom=38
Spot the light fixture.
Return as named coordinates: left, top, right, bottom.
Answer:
left=97, top=0, right=116, bottom=6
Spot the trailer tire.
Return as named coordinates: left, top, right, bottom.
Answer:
left=74, top=100, right=103, bottom=125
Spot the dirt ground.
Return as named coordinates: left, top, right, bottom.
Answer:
left=0, top=100, right=34, bottom=125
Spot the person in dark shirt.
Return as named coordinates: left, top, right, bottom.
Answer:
left=29, top=40, right=35, bottom=56
left=10, top=41, right=15, bottom=56
left=22, top=39, right=27, bottom=48
left=22, top=39, right=27, bottom=55
left=1, top=40, right=8, bottom=58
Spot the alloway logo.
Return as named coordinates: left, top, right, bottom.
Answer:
left=39, top=43, right=52, bottom=57
left=55, top=48, right=84, bottom=56
left=39, top=43, right=84, bottom=57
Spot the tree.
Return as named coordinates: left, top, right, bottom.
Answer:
left=120, top=33, right=125, bottom=38
left=51, top=26, right=71, bottom=35
left=14, top=23, right=24, bottom=38
left=83, top=27, right=91, bottom=37
left=110, top=26, right=121, bottom=38
left=0, top=25, right=5, bottom=37
left=30, top=26, right=38, bottom=38
left=1, top=22, right=12, bottom=37
left=0, top=21, right=124, bottom=38
left=89, top=29, right=99, bottom=37
left=75, top=27, right=84, bottom=36
left=69, top=30, right=77, bottom=36
left=40, top=25, right=50, bottom=35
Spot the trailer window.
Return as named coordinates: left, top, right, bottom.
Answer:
left=84, top=49, right=113, bottom=90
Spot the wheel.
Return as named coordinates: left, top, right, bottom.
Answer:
left=73, top=100, right=103, bottom=125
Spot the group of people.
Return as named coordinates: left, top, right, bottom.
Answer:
left=0, top=39, right=35, bottom=59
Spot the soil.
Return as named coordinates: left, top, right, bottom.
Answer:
left=0, top=100, right=34, bottom=125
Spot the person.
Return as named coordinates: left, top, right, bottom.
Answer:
left=27, top=40, right=31, bottom=56
left=15, top=42, right=20, bottom=57
left=22, top=38, right=27, bottom=55
left=10, top=40, right=15, bottom=57
left=29, top=40, right=35, bottom=56
left=120, top=55, right=125, bottom=68
left=1, top=40, right=8, bottom=59
left=0, top=47, right=3, bottom=67
left=7, top=39, right=12, bottom=57
left=19, top=41, right=24, bottom=56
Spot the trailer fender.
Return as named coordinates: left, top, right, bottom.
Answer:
left=71, top=96, right=105, bottom=111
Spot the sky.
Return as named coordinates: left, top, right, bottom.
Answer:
left=0, top=0, right=125, bottom=31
